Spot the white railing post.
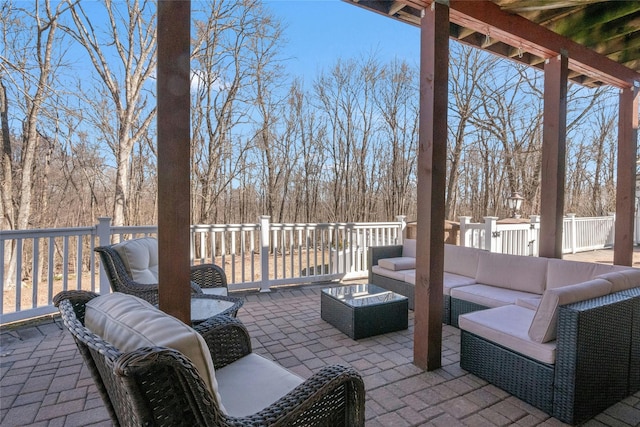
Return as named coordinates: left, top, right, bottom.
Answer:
left=608, top=212, right=616, bottom=247
left=568, top=213, right=577, bottom=254
left=259, top=215, right=271, bottom=292
left=484, top=216, right=500, bottom=252
left=529, top=215, right=540, bottom=256
left=459, top=216, right=472, bottom=247
left=97, top=217, right=112, bottom=294
left=396, top=215, right=406, bottom=243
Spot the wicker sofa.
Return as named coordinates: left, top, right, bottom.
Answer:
left=368, top=241, right=630, bottom=325
left=459, top=271, right=640, bottom=424
left=54, top=290, right=365, bottom=426
left=368, top=241, right=640, bottom=424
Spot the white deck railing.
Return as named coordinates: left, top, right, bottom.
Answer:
left=1, top=216, right=405, bottom=324
left=1, top=213, right=626, bottom=324
left=460, top=214, right=617, bottom=256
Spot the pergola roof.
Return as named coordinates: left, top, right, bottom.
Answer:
left=347, top=0, right=640, bottom=88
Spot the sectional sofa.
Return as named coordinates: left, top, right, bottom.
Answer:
left=368, top=240, right=640, bottom=424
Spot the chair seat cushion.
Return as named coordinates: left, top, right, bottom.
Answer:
left=215, top=353, right=304, bottom=417
left=84, top=292, right=225, bottom=412
left=200, top=286, right=228, bottom=296
left=112, top=237, right=159, bottom=284
left=378, top=256, right=416, bottom=271
left=459, top=304, right=556, bottom=364
left=450, top=284, right=540, bottom=308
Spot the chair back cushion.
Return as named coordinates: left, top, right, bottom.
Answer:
left=113, top=237, right=159, bottom=284
left=84, top=292, right=225, bottom=413
left=475, top=251, right=548, bottom=294
left=528, top=278, right=612, bottom=343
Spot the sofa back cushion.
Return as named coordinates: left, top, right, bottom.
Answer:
left=85, top=292, right=225, bottom=412
left=475, top=252, right=548, bottom=294
left=546, top=259, right=621, bottom=289
left=597, top=268, right=640, bottom=292
left=402, top=239, right=417, bottom=258
left=113, top=237, right=158, bottom=284
left=444, top=244, right=481, bottom=278
left=528, top=278, right=612, bottom=343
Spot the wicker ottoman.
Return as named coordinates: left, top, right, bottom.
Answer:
left=321, top=284, right=408, bottom=339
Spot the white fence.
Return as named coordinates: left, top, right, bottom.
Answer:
left=460, top=214, right=616, bottom=256
left=1, top=216, right=405, bottom=324
left=1, top=213, right=627, bottom=324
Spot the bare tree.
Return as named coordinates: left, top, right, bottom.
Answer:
left=63, top=0, right=157, bottom=227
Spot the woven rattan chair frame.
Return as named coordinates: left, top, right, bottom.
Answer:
left=94, top=244, right=227, bottom=305
left=54, top=290, right=366, bottom=427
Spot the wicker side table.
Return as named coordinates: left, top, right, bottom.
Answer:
left=321, top=284, right=408, bottom=339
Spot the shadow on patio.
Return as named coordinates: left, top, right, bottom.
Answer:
left=1, top=282, right=639, bottom=426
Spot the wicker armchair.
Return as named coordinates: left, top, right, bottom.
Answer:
left=54, top=290, right=366, bottom=427
left=95, top=242, right=228, bottom=305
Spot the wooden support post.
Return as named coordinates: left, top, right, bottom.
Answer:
left=414, top=1, right=448, bottom=371
left=614, top=86, right=639, bottom=266
left=539, top=54, right=568, bottom=259
left=157, top=0, right=191, bottom=323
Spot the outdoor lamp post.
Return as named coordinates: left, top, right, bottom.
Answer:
left=507, top=191, right=525, bottom=219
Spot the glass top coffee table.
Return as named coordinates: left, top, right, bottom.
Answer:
left=321, top=283, right=408, bottom=339
left=190, top=294, right=243, bottom=325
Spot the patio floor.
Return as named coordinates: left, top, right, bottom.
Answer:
left=1, top=283, right=639, bottom=426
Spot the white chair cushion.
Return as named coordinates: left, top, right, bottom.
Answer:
left=597, top=268, right=640, bottom=292
left=402, top=239, right=417, bottom=258
left=475, top=252, right=547, bottom=294
left=444, top=244, right=481, bottom=278
left=528, top=278, right=612, bottom=343
left=450, top=284, right=540, bottom=308
left=443, top=272, right=477, bottom=295
left=215, top=353, right=304, bottom=417
left=113, top=237, right=159, bottom=284
left=546, top=259, right=621, bottom=289
left=84, top=292, right=225, bottom=412
left=459, top=305, right=556, bottom=364
left=378, top=256, right=416, bottom=271
left=200, top=286, right=228, bottom=296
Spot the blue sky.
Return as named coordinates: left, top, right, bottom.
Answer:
left=264, top=0, right=420, bottom=82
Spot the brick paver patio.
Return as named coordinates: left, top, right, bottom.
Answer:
left=1, top=284, right=639, bottom=426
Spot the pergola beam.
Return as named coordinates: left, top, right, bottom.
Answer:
left=414, top=1, right=448, bottom=371
left=539, top=54, right=568, bottom=259
left=613, top=87, right=640, bottom=266
left=448, top=0, right=639, bottom=88
left=157, top=0, right=191, bottom=324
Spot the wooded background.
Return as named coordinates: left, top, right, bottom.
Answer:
left=1, top=0, right=623, bottom=232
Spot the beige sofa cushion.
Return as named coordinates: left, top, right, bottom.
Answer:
left=403, top=270, right=416, bottom=285
left=450, top=284, right=540, bottom=308
left=475, top=252, right=547, bottom=294
left=216, top=353, right=304, bottom=417
left=528, top=278, right=612, bottom=343
left=113, top=237, right=159, bottom=284
left=597, top=268, right=640, bottom=292
left=444, top=244, right=481, bottom=278
left=515, top=296, right=542, bottom=310
left=85, top=292, right=225, bottom=412
left=443, top=272, right=477, bottom=295
left=378, top=256, right=416, bottom=271
left=402, top=239, right=417, bottom=258
left=371, top=265, right=411, bottom=282
left=546, top=259, right=621, bottom=289
left=459, top=305, right=556, bottom=364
